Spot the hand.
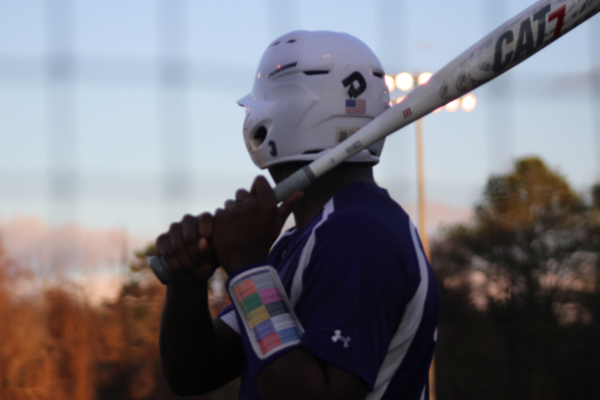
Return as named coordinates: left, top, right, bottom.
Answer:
left=155, top=212, right=218, bottom=283
left=212, top=176, right=302, bottom=275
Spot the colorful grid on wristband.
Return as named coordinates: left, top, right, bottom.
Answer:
left=229, top=266, right=303, bottom=359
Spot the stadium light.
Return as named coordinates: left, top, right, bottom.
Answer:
left=417, top=72, right=433, bottom=85
left=388, top=71, right=478, bottom=114
left=445, top=99, right=460, bottom=112
left=384, top=75, right=396, bottom=93
left=395, top=72, right=414, bottom=91
left=461, top=93, right=477, bottom=112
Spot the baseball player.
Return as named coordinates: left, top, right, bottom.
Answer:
left=156, top=31, right=439, bottom=400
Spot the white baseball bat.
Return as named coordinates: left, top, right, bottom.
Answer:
left=151, top=0, right=600, bottom=284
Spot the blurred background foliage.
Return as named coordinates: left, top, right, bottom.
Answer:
left=433, top=157, right=600, bottom=400
left=0, top=156, right=599, bottom=399
left=0, top=239, right=237, bottom=400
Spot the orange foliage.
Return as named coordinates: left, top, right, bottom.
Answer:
left=0, top=238, right=237, bottom=400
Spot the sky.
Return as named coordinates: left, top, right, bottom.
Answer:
left=0, top=0, right=599, bottom=243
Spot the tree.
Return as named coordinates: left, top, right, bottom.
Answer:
left=432, top=157, right=600, bottom=400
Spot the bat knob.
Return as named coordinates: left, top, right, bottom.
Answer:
left=149, top=256, right=174, bottom=285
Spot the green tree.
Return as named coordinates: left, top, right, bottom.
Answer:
left=433, top=157, right=600, bottom=400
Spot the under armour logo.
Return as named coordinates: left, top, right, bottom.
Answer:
left=331, top=330, right=351, bottom=348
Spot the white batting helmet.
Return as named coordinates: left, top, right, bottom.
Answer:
left=238, top=30, right=390, bottom=169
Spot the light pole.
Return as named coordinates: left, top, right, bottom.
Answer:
left=384, top=71, right=478, bottom=400
left=415, top=116, right=429, bottom=257
left=384, top=71, right=478, bottom=256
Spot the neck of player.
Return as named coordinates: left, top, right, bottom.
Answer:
left=269, top=162, right=377, bottom=229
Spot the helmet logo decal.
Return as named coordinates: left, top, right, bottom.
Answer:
left=268, top=140, right=278, bottom=156
left=268, top=62, right=298, bottom=79
left=342, top=72, right=367, bottom=99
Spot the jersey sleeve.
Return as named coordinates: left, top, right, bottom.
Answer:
left=294, top=209, right=417, bottom=390
left=218, top=304, right=240, bottom=334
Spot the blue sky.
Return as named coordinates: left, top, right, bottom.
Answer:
left=0, top=0, right=598, bottom=238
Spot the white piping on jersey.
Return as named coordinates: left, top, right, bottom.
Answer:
left=365, top=221, right=430, bottom=400
left=290, top=198, right=335, bottom=307
left=275, top=226, right=296, bottom=244
left=219, top=200, right=335, bottom=334
left=220, top=308, right=240, bottom=334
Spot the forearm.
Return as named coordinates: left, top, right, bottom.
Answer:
left=159, top=280, right=231, bottom=395
left=256, top=348, right=368, bottom=400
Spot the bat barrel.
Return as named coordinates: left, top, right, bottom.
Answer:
left=273, top=165, right=317, bottom=202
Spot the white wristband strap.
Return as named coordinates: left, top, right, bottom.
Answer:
left=228, top=265, right=304, bottom=360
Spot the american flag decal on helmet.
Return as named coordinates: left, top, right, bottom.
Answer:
left=345, top=99, right=366, bottom=114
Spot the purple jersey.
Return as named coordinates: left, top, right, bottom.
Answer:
left=219, top=181, right=439, bottom=400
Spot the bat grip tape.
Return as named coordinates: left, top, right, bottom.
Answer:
left=273, top=166, right=316, bottom=202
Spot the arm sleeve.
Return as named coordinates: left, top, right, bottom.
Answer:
left=294, top=210, right=413, bottom=390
